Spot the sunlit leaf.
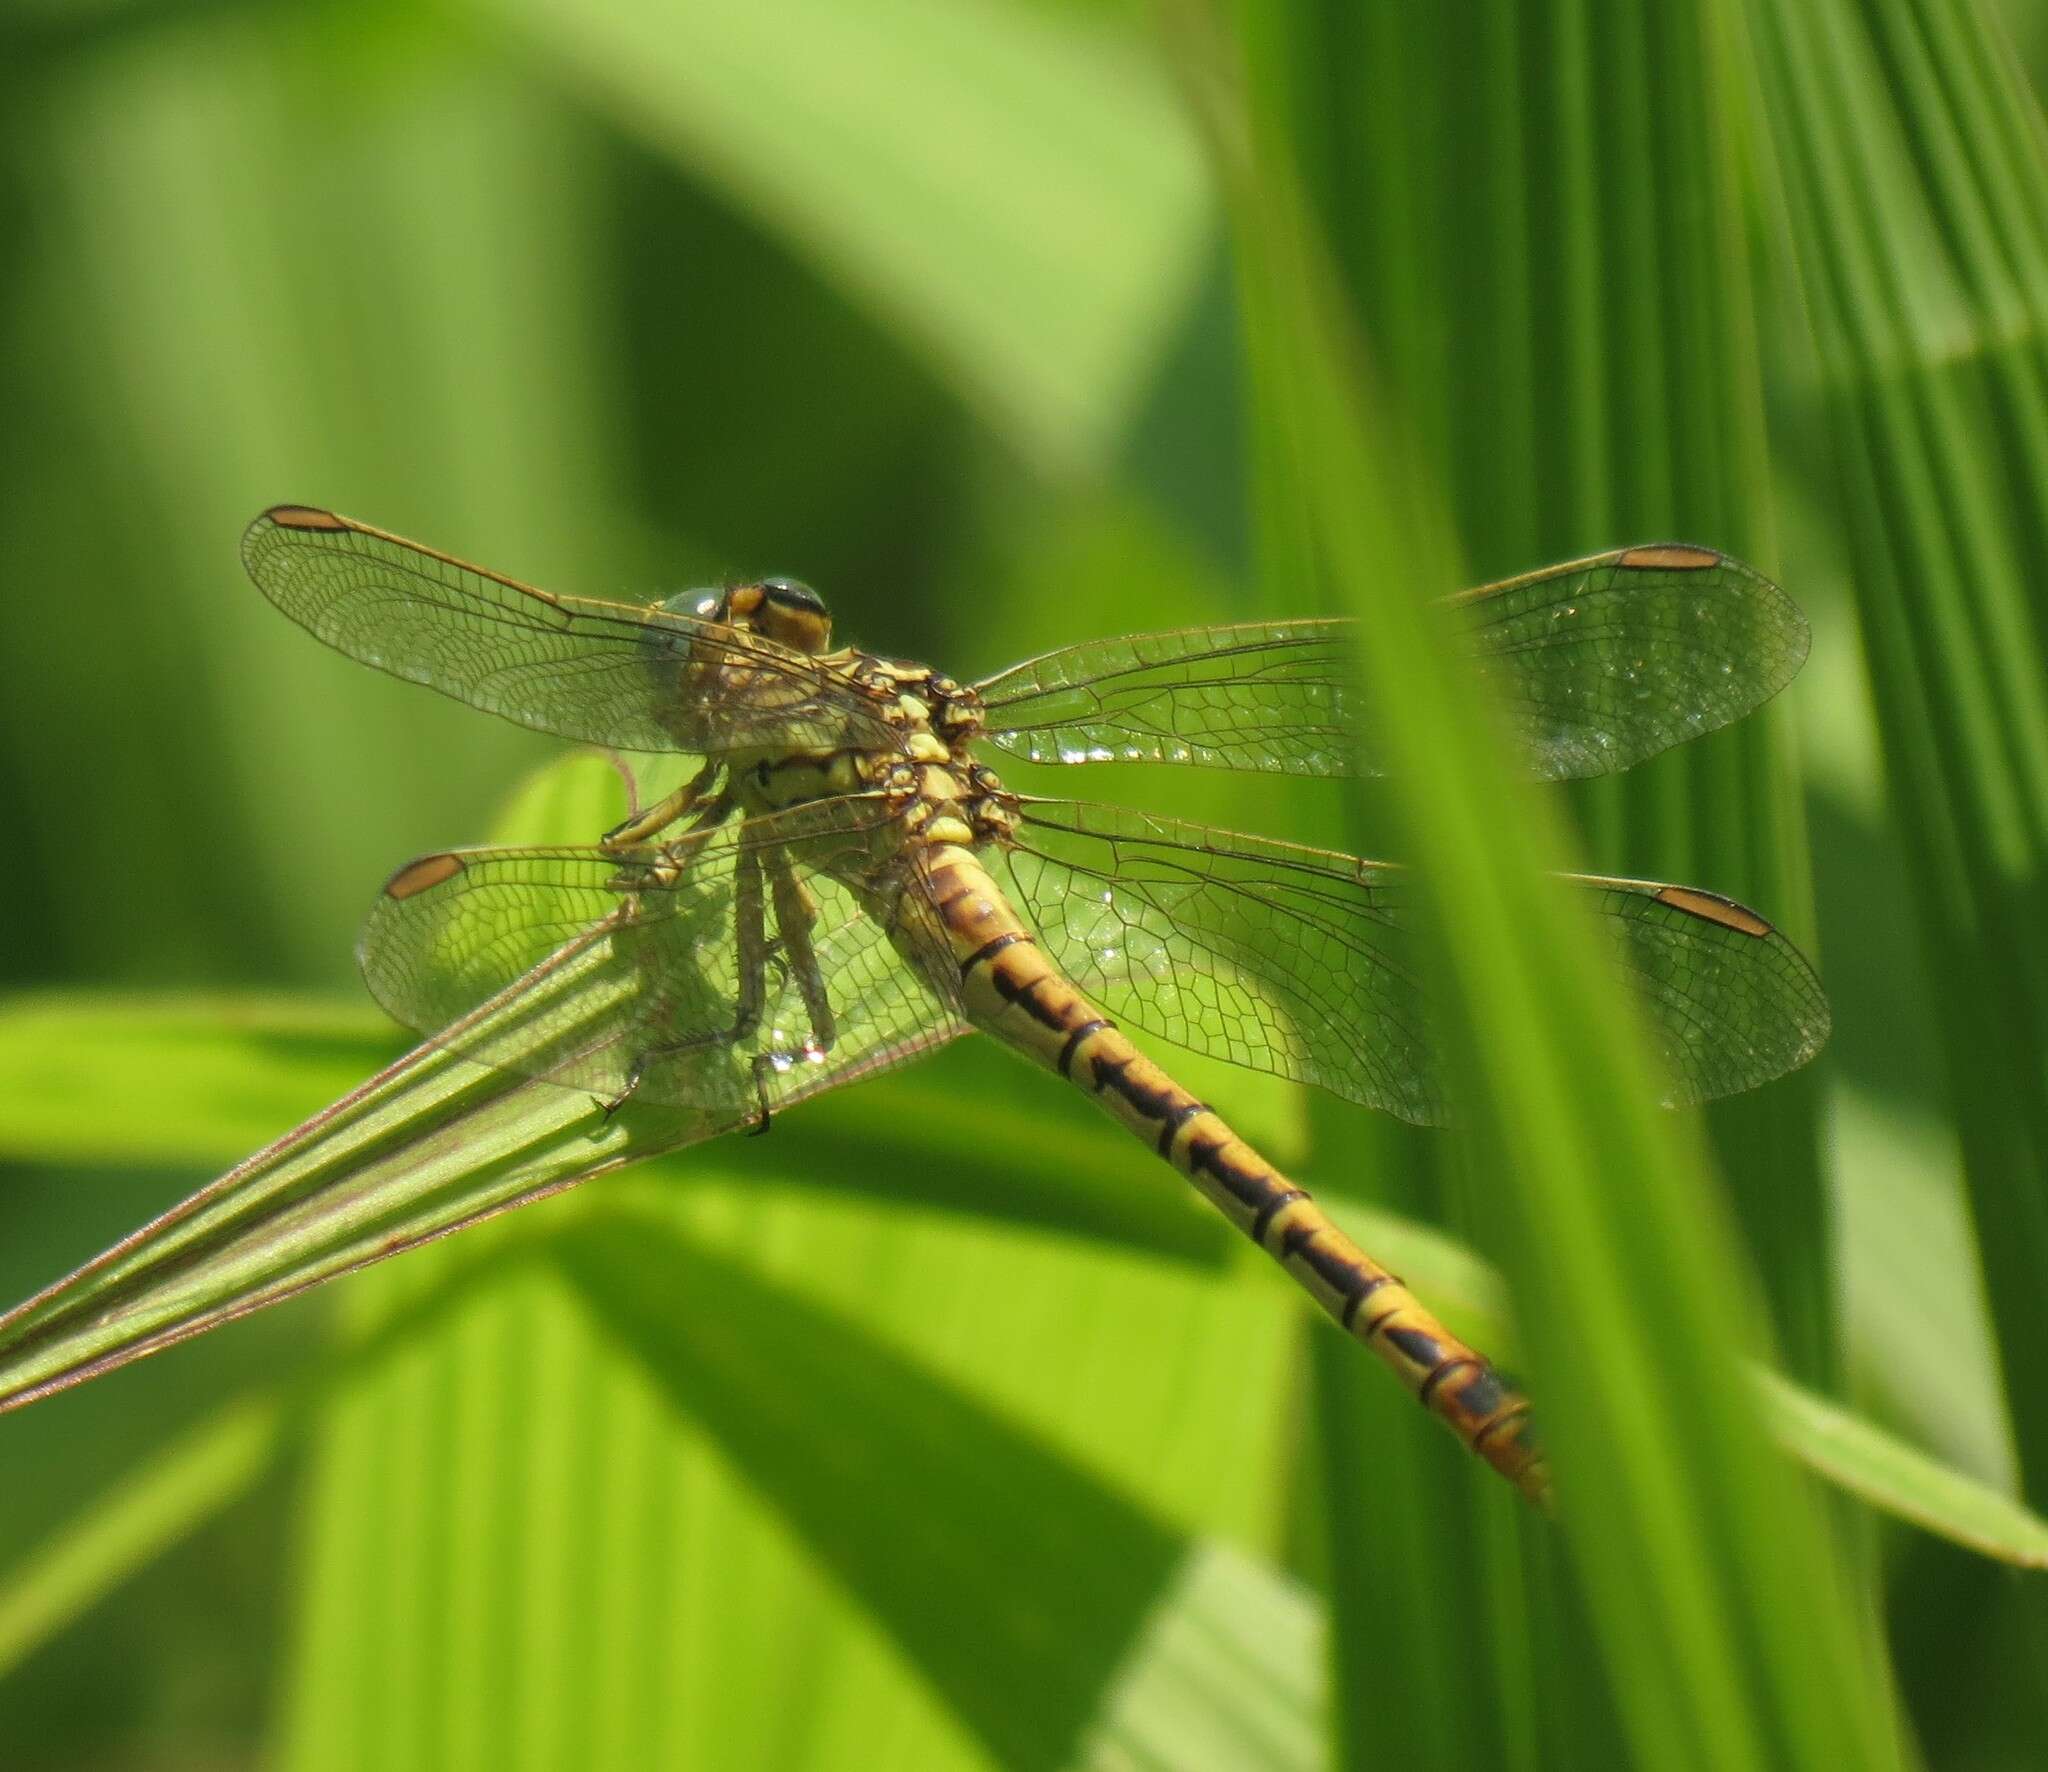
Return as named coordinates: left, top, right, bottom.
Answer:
left=477, top=0, right=1211, bottom=474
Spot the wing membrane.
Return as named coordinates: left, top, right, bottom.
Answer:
left=974, top=545, right=1807, bottom=780
left=357, top=797, right=962, bottom=1112
left=243, top=506, right=898, bottom=756
left=996, top=799, right=1829, bottom=1125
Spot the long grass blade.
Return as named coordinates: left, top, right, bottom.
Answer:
left=1197, top=5, right=1902, bottom=1765
left=1231, top=5, right=1843, bottom=1762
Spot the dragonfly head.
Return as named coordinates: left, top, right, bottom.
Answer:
left=677, top=578, right=833, bottom=654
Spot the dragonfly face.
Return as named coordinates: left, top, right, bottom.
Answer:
left=642, top=576, right=865, bottom=774
left=669, top=577, right=835, bottom=656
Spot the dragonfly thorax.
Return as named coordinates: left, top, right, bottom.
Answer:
left=708, top=639, right=1012, bottom=848
left=826, top=654, right=1012, bottom=848
left=874, top=753, right=1019, bottom=851
left=848, top=656, right=987, bottom=749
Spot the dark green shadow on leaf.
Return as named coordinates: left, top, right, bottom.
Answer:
left=553, top=1212, right=1197, bottom=1772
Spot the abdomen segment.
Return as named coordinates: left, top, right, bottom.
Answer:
left=916, top=845, right=1552, bottom=1507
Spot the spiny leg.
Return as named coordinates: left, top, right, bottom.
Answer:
left=602, top=758, right=722, bottom=851
left=599, top=841, right=770, bottom=1117
left=767, top=846, right=837, bottom=1053
left=745, top=847, right=839, bottom=1136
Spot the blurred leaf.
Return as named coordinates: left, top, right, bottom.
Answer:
left=8, top=25, right=618, bottom=983
left=2, top=1154, right=2038, bottom=1707
left=1738, top=0, right=2048, bottom=1519
left=274, top=1150, right=1298, bottom=1764
left=0, top=1392, right=283, bottom=1680
left=1831, top=1080, right=2013, bottom=1484
left=0, top=994, right=392, bottom=1164
left=477, top=0, right=1211, bottom=475
left=1244, top=6, right=1841, bottom=1759
left=1755, top=1375, right=2048, bottom=1571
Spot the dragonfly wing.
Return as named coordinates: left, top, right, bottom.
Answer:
left=974, top=546, right=1806, bottom=781
left=998, top=800, right=1828, bottom=1125
left=996, top=800, right=1447, bottom=1123
left=975, top=619, right=1361, bottom=775
left=1450, top=544, right=1808, bottom=779
left=243, top=506, right=897, bottom=756
left=1558, top=871, right=1830, bottom=1108
left=357, top=797, right=963, bottom=1113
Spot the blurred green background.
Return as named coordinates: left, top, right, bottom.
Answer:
left=4, top=1, right=2048, bottom=1767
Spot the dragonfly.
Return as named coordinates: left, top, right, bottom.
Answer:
left=243, top=506, right=1829, bottom=1507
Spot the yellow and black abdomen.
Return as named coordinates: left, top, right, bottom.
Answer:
left=912, top=843, right=1551, bottom=1507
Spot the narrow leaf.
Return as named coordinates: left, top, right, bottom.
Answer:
left=1203, top=5, right=1902, bottom=1765
left=1755, top=1374, right=2048, bottom=1571
left=0, top=1031, right=702, bottom=1412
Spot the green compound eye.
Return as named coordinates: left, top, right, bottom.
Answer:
left=652, top=587, right=723, bottom=620
left=758, top=576, right=827, bottom=618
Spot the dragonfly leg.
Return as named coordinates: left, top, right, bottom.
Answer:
left=747, top=1054, right=779, bottom=1136
left=595, top=1056, right=653, bottom=1121
left=741, top=848, right=839, bottom=1139
left=598, top=842, right=770, bottom=1118
left=602, top=758, right=721, bottom=850
left=766, top=846, right=837, bottom=1053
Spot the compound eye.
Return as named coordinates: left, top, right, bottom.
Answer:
left=758, top=576, right=827, bottom=618
left=746, top=576, right=833, bottom=654
left=655, top=587, right=727, bottom=622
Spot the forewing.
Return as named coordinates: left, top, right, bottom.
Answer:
left=997, top=800, right=1828, bottom=1126
left=243, top=506, right=897, bottom=756
left=1452, top=544, right=1808, bottom=778
left=976, top=619, right=1361, bottom=775
left=357, top=799, right=963, bottom=1114
left=974, top=545, right=1806, bottom=780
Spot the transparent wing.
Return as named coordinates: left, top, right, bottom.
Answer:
left=996, top=799, right=1830, bottom=1126
left=974, top=545, right=1807, bottom=780
left=357, top=797, right=963, bottom=1114
left=243, top=506, right=900, bottom=756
